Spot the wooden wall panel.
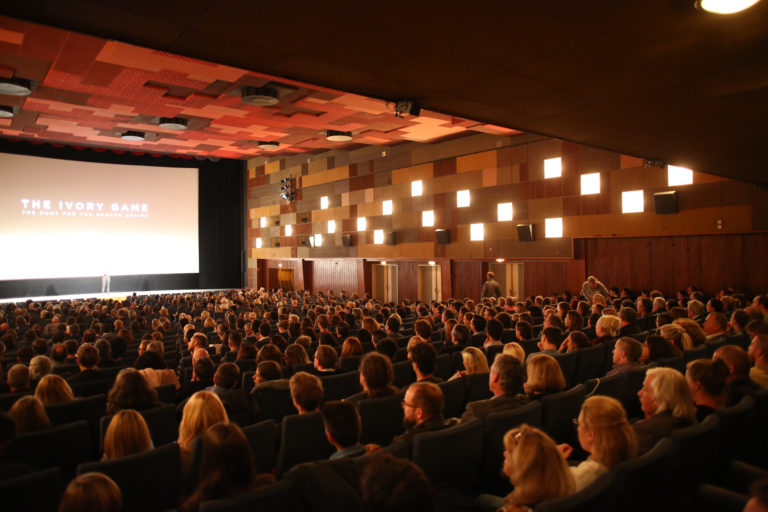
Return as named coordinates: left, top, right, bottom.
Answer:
left=451, top=260, right=484, bottom=300
left=523, top=261, right=582, bottom=297
left=309, top=259, right=359, bottom=296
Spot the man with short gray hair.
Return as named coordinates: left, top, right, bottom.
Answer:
left=460, top=354, right=527, bottom=425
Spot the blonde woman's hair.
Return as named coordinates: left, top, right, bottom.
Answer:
left=660, top=323, right=694, bottom=351
left=34, top=374, right=74, bottom=405
left=592, top=293, right=607, bottom=306
left=103, top=410, right=153, bottom=460
left=58, top=473, right=122, bottom=512
left=596, top=315, right=620, bottom=337
left=9, top=396, right=50, bottom=434
left=177, top=391, right=228, bottom=454
left=525, top=354, right=565, bottom=395
left=579, top=395, right=637, bottom=469
left=645, top=367, right=696, bottom=421
left=502, top=342, right=525, bottom=365
left=461, top=347, right=490, bottom=374
left=503, top=425, right=575, bottom=506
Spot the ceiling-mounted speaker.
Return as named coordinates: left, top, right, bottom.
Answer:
left=435, top=229, right=451, bottom=245
left=341, top=234, right=354, bottom=247
left=242, top=86, right=279, bottom=106
left=654, top=191, right=678, bottom=214
left=516, top=224, right=535, bottom=242
left=384, top=232, right=397, bottom=246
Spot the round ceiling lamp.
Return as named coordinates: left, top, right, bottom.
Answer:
left=696, top=0, right=761, bottom=13
left=0, top=105, right=15, bottom=118
left=258, top=141, right=280, bottom=150
left=121, top=130, right=146, bottom=141
left=242, top=86, right=279, bottom=106
left=326, top=129, right=353, bottom=142
left=0, top=77, right=32, bottom=96
left=158, top=117, right=188, bottom=130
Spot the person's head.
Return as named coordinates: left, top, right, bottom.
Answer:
left=642, top=334, right=679, bottom=362
left=451, top=324, right=470, bottom=346
left=502, top=342, right=525, bottom=364
left=213, top=362, right=240, bottom=390
left=29, top=355, right=53, bottom=381
left=321, top=400, right=361, bottom=450
left=702, top=312, right=727, bottom=335
left=460, top=346, right=489, bottom=375
left=359, top=352, right=395, bottom=395
left=595, top=315, right=620, bottom=338
left=503, top=425, right=575, bottom=507
left=490, top=354, right=524, bottom=396
left=9, top=395, right=50, bottom=434
left=34, top=374, right=74, bottom=405
left=524, top=354, right=565, bottom=395
left=402, top=382, right=443, bottom=428
left=76, top=343, right=99, bottom=370
left=486, top=318, right=503, bottom=342
left=564, top=310, right=583, bottom=331
left=619, top=307, right=637, bottom=326
left=7, top=364, right=30, bottom=392
left=408, top=341, right=438, bottom=378
left=58, top=473, right=122, bottom=512
left=289, top=371, right=323, bottom=414
left=314, top=344, right=338, bottom=371
left=713, top=345, right=750, bottom=381
left=515, top=320, right=532, bottom=341
left=178, top=390, right=228, bottom=453
left=660, top=323, right=693, bottom=352
left=686, top=358, right=729, bottom=402
left=193, top=357, right=215, bottom=383
left=341, top=337, right=363, bottom=358
left=103, top=409, right=153, bottom=460
left=360, top=453, right=433, bottom=512
left=613, top=337, right=643, bottom=365
left=254, top=360, right=281, bottom=384
left=107, top=367, right=158, bottom=414
left=256, top=344, right=283, bottom=365
left=638, top=367, right=696, bottom=421
left=539, top=327, right=562, bottom=351
left=749, top=334, right=768, bottom=365
left=564, top=331, right=590, bottom=352
left=576, top=395, right=637, bottom=469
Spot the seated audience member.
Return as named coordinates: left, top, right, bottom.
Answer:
left=674, top=318, right=707, bottom=347
left=135, top=347, right=181, bottom=390
left=360, top=453, right=434, bottom=512
left=453, top=346, right=490, bottom=379
left=494, top=425, right=575, bottom=511
left=34, top=374, right=74, bottom=405
left=181, top=422, right=275, bottom=512
left=67, top=343, right=101, bottom=384
left=633, top=367, right=696, bottom=454
left=94, top=339, right=119, bottom=368
left=686, top=358, right=729, bottom=422
left=484, top=319, right=504, bottom=348
left=7, top=364, right=31, bottom=393
left=102, top=409, right=153, bottom=460
left=252, top=360, right=283, bottom=387
left=537, top=327, right=562, bottom=352
left=347, top=352, right=398, bottom=403
left=58, top=472, right=122, bottom=512
left=177, top=390, right=229, bottom=467
left=208, top=362, right=249, bottom=419
left=289, top=371, right=324, bottom=414
left=524, top=354, right=566, bottom=400
left=341, top=337, right=363, bottom=358
left=256, top=344, right=283, bottom=366
left=376, top=337, right=398, bottom=360
left=618, top=307, right=641, bottom=337
left=236, top=344, right=257, bottom=361
left=713, top=345, right=760, bottom=405
left=9, top=395, right=50, bottom=434
left=702, top=312, right=728, bottom=339
left=442, top=323, right=470, bottom=355
left=515, top=321, right=532, bottom=342
left=107, top=368, right=161, bottom=414
left=559, top=331, right=591, bottom=353
left=313, top=345, right=342, bottom=375
left=560, top=396, right=637, bottom=491
left=606, top=337, right=643, bottom=376
left=640, top=334, right=682, bottom=364
left=408, top=341, right=443, bottom=384
left=564, top=310, right=584, bottom=335
left=748, top=334, right=768, bottom=388
left=284, top=343, right=310, bottom=369
left=461, top=354, right=527, bottom=424
left=321, top=400, right=366, bottom=459
left=593, top=315, right=620, bottom=345
left=660, top=323, right=694, bottom=352
left=178, top=357, right=215, bottom=402
left=50, top=342, right=77, bottom=377
left=502, top=342, right=526, bottom=365
left=0, top=412, right=34, bottom=480
left=392, top=382, right=457, bottom=448
left=29, top=355, right=54, bottom=387
left=221, top=332, right=243, bottom=363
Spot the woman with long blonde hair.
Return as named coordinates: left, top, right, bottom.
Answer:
left=177, top=391, right=228, bottom=466
left=103, top=409, right=153, bottom=460
left=34, top=374, right=74, bottom=405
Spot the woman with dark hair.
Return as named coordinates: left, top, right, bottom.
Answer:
left=686, top=358, right=730, bottom=422
left=107, top=368, right=160, bottom=415
left=181, top=422, right=274, bottom=511
left=640, top=335, right=681, bottom=364
left=347, top=352, right=398, bottom=404
left=135, top=344, right=180, bottom=390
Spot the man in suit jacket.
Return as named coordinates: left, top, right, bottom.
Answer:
left=460, top=354, right=528, bottom=425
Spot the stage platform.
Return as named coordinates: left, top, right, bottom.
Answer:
left=0, top=288, right=227, bottom=305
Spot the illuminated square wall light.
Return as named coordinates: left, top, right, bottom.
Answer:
left=498, top=202, right=513, bottom=221
left=457, top=190, right=470, bottom=208
left=422, top=210, right=435, bottom=227
left=581, top=173, right=601, bottom=195
left=357, top=217, right=367, bottom=231
left=285, top=224, right=292, bottom=236
left=668, top=165, right=693, bottom=186
left=327, top=220, right=336, bottom=234
left=313, top=234, right=323, bottom=247
left=373, top=229, right=384, bottom=244
left=622, top=190, right=644, bottom=213
left=544, top=157, right=562, bottom=179
left=382, top=200, right=393, bottom=215
left=470, top=223, right=484, bottom=241
left=260, top=217, right=267, bottom=228
left=411, top=180, right=423, bottom=196
left=255, top=238, right=262, bottom=248
left=545, top=218, right=563, bottom=238
left=320, top=196, right=329, bottom=209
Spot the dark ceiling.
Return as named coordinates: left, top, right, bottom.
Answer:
left=1, top=0, right=767, bottom=184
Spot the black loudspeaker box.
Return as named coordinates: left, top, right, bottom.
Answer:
left=385, top=232, right=397, bottom=246
left=654, top=191, right=678, bottom=214
left=435, top=229, right=451, bottom=244
left=516, top=224, right=535, bottom=242
left=341, top=234, right=354, bottom=247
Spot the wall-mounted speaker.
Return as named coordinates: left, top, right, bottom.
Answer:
left=435, top=229, right=451, bottom=245
left=654, top=191, right=678, bottom=214
left=341, top=234, right=354, bottom=247
left=384, top=232, right=397, bottom=246
left=274, top=241, right=280, bottom=247
left=516, top=224, right=535, bottom=242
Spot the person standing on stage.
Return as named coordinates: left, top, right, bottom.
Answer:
left=481, top=272, right=502, bottom=299
left=101, top=273, right=110, bottom=294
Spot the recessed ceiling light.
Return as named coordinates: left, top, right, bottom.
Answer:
left=0, top=105, right=15, bottom=118
left=241, top=86, right=279, bottom=106
left=0, top=77, right=32, bottom=96
left=258, top=141, right=280, bottom=150
left=696, top=0, right=761, bottom=14
left=158, top=117, right=188, bottom=130
left=121, top=130, right=146, bottom=141
left=326, top=129, right=353, bottom=142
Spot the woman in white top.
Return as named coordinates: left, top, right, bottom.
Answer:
left=559, top=395, right=638, bottom=491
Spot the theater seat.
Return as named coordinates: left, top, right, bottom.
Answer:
left=438, top=378, right=466, bottom=419
left=541, top=384, right=586, bottom=445
left=683, top=344, right=708, bottom=363
left=253, top=384, right=296, bottom=422
left=657, top=355, right=685, bottom=374
left=715, top=395, right=755, bottom=465
left=320, top=371, right=362, bottom=402
left=464, top=372, right=492, bottom=404
left=155, top=383, right=177, bottom=404
left=694, top=485, right=747, bottom=512
left=412, top=418, right=483, bottom=491
left=0, top=467, right=63, bottom=512
left=275, top=412, right=333, bottom=476
left=242, top=419, right=277, bottom=473
left=434, top=353, right=455, bottom=380
left=670, top=414, right=720, bottom=493
left=573, top=344, right=605, bottom=384
left=584, top=372, right=624, bottom=402
left=77, top=443, right=181, bottom=512
left=0, top=420, right=90, bottom=480
left=392, top=360, right=415, bottom=388
left=614, top=438, right=676, bottom=512
left=550, top=351, right=578, bottom=388
left=358, top=392, right=405, bottom=446
left=535, top=471, right=617, bottom=512
left=99, top=404, right=178, bottom=452
left=199, top=479, right=308, bottom=512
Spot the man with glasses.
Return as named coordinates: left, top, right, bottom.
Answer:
left=391, top=382, right=457, bottom=448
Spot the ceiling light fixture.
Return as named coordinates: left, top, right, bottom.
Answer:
left=121, top=130, right=146, bottom=141
left=0, top=105, right=15, bottom=118
left=0, top=77, right=32, bottom=96
left=326, top=129, right=353, bottom=142
left=696, top=0, right=761, bottom=13
left=241, top=86, right=279, bottom=106
left=158, top=117, right=188, bottom=130
left=258, top=141, right=280, bottom=150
